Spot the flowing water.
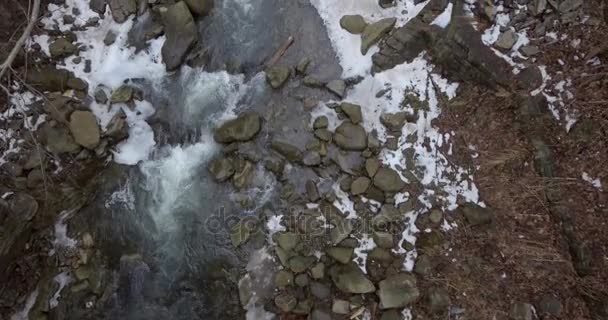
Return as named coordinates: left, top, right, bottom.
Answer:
left=67, top=0, right=341, bottom=319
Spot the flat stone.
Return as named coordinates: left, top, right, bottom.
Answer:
left=90, top=0, right=107, bottom=14
left=38, top=124, right=80, bottom=154
left=310, top=281, right=331, bottom=300
left=208, top=157, right=234, bottom=182
left=361, top=18, right=397, bottom=55
left=365, top=158, right=380, bottom=177
left=314, top=129, right=332, bottom=142
left=275, top=270, right=294, bottom=287
left=495, top=29, right=518, bottom=50
left=270, top=139, right=303, bottom=162
left=69, top=111, right=100, bottom=149
left=520, top=45, right=540, bottom=56
left=377, top=273, right=419, bottom=309
left=160, top=1, right=198, bottom=70
left=332, top=299, right=350, bottom=314
left=103, top=31, right=117, bottom=46
left=341, top=102, right=363, bottom=124
left=340, top=15, right=367, bottom=34
left=49, top=38, right=76, bottom=58
left=516, top=66, right=543, bottom=90
left=510, top=302, right=534, bottom=320
left=306, top=180, right=320, bottom=202
left=110, top=85, right=133, bottom=103
left=558, top=0, right=582, bottom=13
left=380, top=112, right=411, bottom=131
left=302, top=151, right=322, bottom=166
left=373, top=167, right=405, bottom=192
left=327, top=247, right=354, bottom=264
left=331, top=264, right=375, bottom=294
left=427, top=287, right=450, bottom=313
left=108, top=0, right=136, bottom=23
left=334, top=122, right=367, bottom=151
left=326, top=80, right=346, bottom=98
left=460, top=203, right=492, bottom=226
left=313, top=116, right=329, bottom=129
left=214, top=112, right=262, bottom=143
left=184, top=0, right=213, bottom=16
left=266, top=65, right=290, bottom=89
left=373, top=231, right=394, bottom=249
left=277, top=232, right=299, bottom=251
left=350, top=177, right=371, bottom=196
left=310, top=263, right=325, bottom=279
left=275, top=293, right=297, bottom=312
left=296, top=57, right=311, bottom=74
left=330, top=219, right=354, bottom=245
left=304, top=76, right=325, bottom=88
left=289, top=256, right=316, bottom=273
left=414, top=255, right=432, bottom=276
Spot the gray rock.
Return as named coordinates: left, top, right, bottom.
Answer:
left=289, top=256, right=316, bottom=273
left=558, top=0, right=582, bottom=13
left=380, top=112, right=410, bottom=131
left=49, top=38, right=76, bottom=58
left=275, top=270, right=294, bottom=287
left=329, top=219, right=354, bottom=246
left=208, top=157, right=234, bottom=182
left=460, top=203, right=492, bottom=226
left=2, top=162, right=23, bottom=177
left=510, top=302, right=534, bottom=320
left=26, top=169, right=44, bottom=189
left=372, top=18, right=430, bottom=71
left=110, top=85, right=133, bottom=103
left=379, top=0, right=396, bottom=8
left=516, top=66, right=543, bottom=90
left=94, top=87, right=108, bottom=104
left=266, top=65, right=290, bottom=88
left=531, top=0, right=547, bottom=15
left=310, top=282, right=331, bottom=300
left=350, top=177, right=371, bottom=196
left=365, top=158, right=380, bottom=177
left=414, top=255, right=432, bottom=276
left=63, top=14, right=76, bottom=25
left=368, top=247, right=392, bottom=262
left=520, top=45, right=540, bottom=57
left=293, top=299, right=313, bottom=315
left=427, top=287, right=450, bottom=313
left=26, top=66, right=70, bottom=92
left=361, top=18, right=397, bottom=55
left=332, top=299, right=350, bottom=314
left=373, top=231, right=393, bottom=249
left=310, top=263, right=325, bottom=279
left=314, top=129, right=332, bottom=142
left=295, top=273, right=309, bottom=287
left=38, top=124, right=80, bottom=154
left=313, top=116, right=329, bottom=129
left=417, top=230, right=444, bottom=252
left=334, top=122, right=367, bottom=151
left=277, top=232, right=299, bottom=251
left=296, top=57, right=311, bottom=74
left=275, top=293, right=297, bottom=312
left=303, top=76, right=325, bottom=88
left=327, top=247, right=353, bottom=264
left=103, top=31, right=117, bottom=45
left=184, top=0, right=213, bottom=16
left=377, top=273, right=419, bottom=309
left=311, top=308, right=331, bottom=320
left=429, top=209, right=443, bottom=224
left=538, top=295, right=562, bottom=316
left=331, top=264, right=375, bottom=294
left=271, top=139, right=303, bottom=162
left=326, top=80, right=346, bottom=98
left=69, top=111, right=100, bottom=149
left=106, top=110, right=129, bottom=141
left=108, top=0, right=136, bottom=23
left=306, top=180, right=320, bottom=202
left=341, top=102, right=363, bottom=124
left=302, top=151, right=321, bottom=166
left=214, top=112, right=262, bottom=143
left=496, top=29, right=518, bottom=50
left=340, top=15, right=367, bottom=34
left=373, top=167, right=405, bottom=192
left=230, top=220, right=252, bottom=247
left=90, top=0, right=107, bottom=14
left=43, top=93, right=73, bottom=123
left=67, top=76, right=89, bottom=91
left=160, top=1, right=198, bottom=70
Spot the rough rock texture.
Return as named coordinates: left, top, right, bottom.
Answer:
left=38, top=124, right=80, bottom=154
left=340, top=102, right=363, bottom=124
left=108, top=0, right=137, bottom=23
left=266, top=65, right=290, bottom=89
left=340, top=15, right=367, bottom=34
left=271, top=140, right=303, bottom=162
left=184, top=0, right=213, bottom=16
left=334, top=122, right=367, bottom=151
left=49, top=38, right=76, bottom=58
left=331, top=264, right=375, bottom=294
left=208, top=157, right=234, bottom=182
left=373, top=167, right=405, bottom=192
left=214, top=112, right=262, bottom=143
left=90, top=0, right=107, bottom=14
left=69, top=111, right=101, bottom=149
left=361, top=18, right=396, bottom=55
left=377, top=273, right=420, bottom=309
left=160, top=1, right=198, bottom=71
left=372, top=18, right=432, bottom=71
left=26, top=66, right=70, bottom=92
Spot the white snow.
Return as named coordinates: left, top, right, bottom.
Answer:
left=310, top=0, right=429, bottom=78
left=266, top=215, right=286, bottom=236
left=353, top=234, right=376, bottom=273
left=50, top=211, right=77, bottom=255
left=582, top=172, right=603, bottom=190
left=105, top=179, right=136, bottom=210
left=112, top=100, right=157, bottom=165
left=333, top=182, right=357, bottom=219
left=431, top=3, right=453, bottom=28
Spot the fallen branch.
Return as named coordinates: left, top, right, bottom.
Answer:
left=264, top=35, right=294, bottom=69
left=0, top=0, right=41, bottom=81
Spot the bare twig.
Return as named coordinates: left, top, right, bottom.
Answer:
left=0, top=0, right=41, bottom=81
left=264, top=36, right=294, bottom=68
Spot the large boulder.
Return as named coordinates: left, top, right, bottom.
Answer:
left=265, top=65, right=290, bottom=89
left=377, top=273, right=420, bottom=309
left=372, top=18, right=432, bottom=72
left=38, top=124, right=80, bottom=154
left=26, top=66, right=70, bottom=92
left=208, top=157, right=234, bottom=182
left=340, top=15, right=367, bottom=34
left=213, top=112, right=262, bottom=143
left=331, top=264, right=375, bottom=294
left=160, top=1, right=198, bottom=71
left=108, top=0, right=137, bottom=23
left=184, top=0, right=213, bottom=16
left=373, top=167, right=405, bottom=192
left=90, top=0, right=107, bottom=15
left=361, top=18, right=396, bottom=55
left=49, top=38, right=77, bottom=58
left=334, top=122, right=367, bottom=151
left=69, top=111, right=101, bottom=149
